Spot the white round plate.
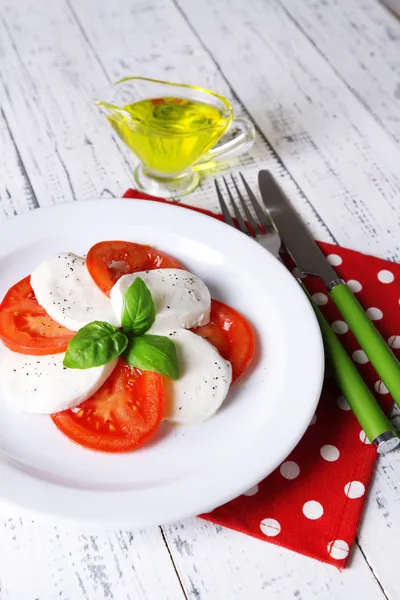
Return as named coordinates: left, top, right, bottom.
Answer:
left=0, top=199, right=324, bottom=527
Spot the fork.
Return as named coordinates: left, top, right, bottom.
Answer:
left=215, top=173, right=397, bottom=453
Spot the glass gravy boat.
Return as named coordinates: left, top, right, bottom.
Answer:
left=95, top=76, right=255, bottom=198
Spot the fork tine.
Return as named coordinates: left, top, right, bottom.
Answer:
left=239, top=171, right=272, bottom=232
left=230, top=174, right=258, bottom=237
left=223, top=177, right=250, bottom=236
left=214, top=179, right=235, bottom=228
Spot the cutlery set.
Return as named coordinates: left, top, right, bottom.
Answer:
left=215, top=171, right=400, bottom=453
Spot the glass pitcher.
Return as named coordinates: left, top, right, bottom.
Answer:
left=95, top=76, right=255, bottom=198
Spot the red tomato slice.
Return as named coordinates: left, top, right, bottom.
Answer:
left=0, top=276, right=74, bottom=355
left=86, top=240, right=184, bottom=295
left=193, top=299, right=255, bottom=382
left=51, top=359, right=164, bottom=453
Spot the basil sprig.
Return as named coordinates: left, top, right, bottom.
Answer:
left=63, top=321, right=128, bottom=369
left=121, top=278, right=155, bottom=335
left=124, top=334, right=180, bottom=380
left=63, top=278, right=180, bottom=378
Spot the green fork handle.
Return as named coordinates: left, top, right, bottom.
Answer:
left=304, top=288, right=397, bottom=450
left=330, top=283, right=400, bottom=408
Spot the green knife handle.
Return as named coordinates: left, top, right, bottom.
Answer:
left=330, top=283, right=400, bottom=408
left=307, top=292, right=395, bottom=443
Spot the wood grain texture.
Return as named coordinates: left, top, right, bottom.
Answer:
left=0, top=110, right=37, bottom=221
left=163, top=519, right=386, bottom=600
left=177, top=0, right=400, bottom=261
left=0, top=517, right=187, bottom=600
left=0, top=0, right=133, bottom=206
left=279, top=0, right=400, bottom=143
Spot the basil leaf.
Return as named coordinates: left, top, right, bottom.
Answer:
left=124, top=334, right=180, bottom=380
left=63, top=321, right=128, bottom=369
left=122, top=278, right=156, bottom=335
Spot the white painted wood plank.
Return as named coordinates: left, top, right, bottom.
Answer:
left=279, top=0, right=400, bottom=143
left=177, top=0, right=400, bottom=262
left=356, top=427, right=400, bottom=600
left=163, top=519, right=386, bottom=600
left=0, top=110, right=37, bottom=221
left=0, top=517, right=186, bottom=600
left=0, top=0, right=133, bottom=207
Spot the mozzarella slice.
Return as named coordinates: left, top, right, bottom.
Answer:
left=110, top=269, right=211, bottom=333
left=31, top=253, right=119, bottom=331
left=0, top=349, right=117, bottom=414
left=164, top=329, right=232, bottom=425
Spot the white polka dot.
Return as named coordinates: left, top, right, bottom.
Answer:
left=352, top=349, right=369, bottom=364
left=344, top=481, right=365, bottom=499
left=366, top=307, right=383, bottom=321
left=292, top=267, right=306, bottom=279
left=327, top=254, right=342, bottom=266
left=327, top=540, right=349, bottom=560
left=303, top=500, right=324, bottom=520
left=243, top=484, right=259, bottom=496
left=260, top=518, right=281, bottom=537
left=320, top=445, right=340, bottom=462
left=332, top=320, right=349, bottom=334
left=280, top=461, right=300, bottom=480
left=359, top=430, right=371, bottom=444
left=310, top=413, right=317, bottom=425
left=337, top=395, right=351, bottom=411
left=312, top=292, right=328, bottom=306
left=388, top=335, right=400, bottom=349
left=346, top=280, right=362, bottom=293
left=374, top=380, right=389, bottom=395
left=378, top=269, right=394, bottom=284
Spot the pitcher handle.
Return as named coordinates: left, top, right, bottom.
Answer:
left=193, top=117, right=256, bottom=171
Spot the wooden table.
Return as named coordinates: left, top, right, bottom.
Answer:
left=0, top=0, right=399, bottom=598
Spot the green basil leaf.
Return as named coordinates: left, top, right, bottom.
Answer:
left=122, top=278, right=156, bottom=335
left=124, top=334, right=180, bottom=380
left=63, top=321, right=128, bottom=369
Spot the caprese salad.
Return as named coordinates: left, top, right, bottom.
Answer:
left=0, top=241, right=255, bottom=453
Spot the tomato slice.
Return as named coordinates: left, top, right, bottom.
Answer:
left=86, top=240, right=184, bottom=295
left=0, top=276, right=74, bottom=355
left=193, top=299, right=255, bottom=382
left=51, top=359, right=164, bottom=453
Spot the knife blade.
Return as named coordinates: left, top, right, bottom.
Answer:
left=258, top=171, right=338, bottom=286
left=258, top=169, right=400, bottom=416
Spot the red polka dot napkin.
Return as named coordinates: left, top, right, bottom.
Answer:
left=123, top=189, right=398, bottom=568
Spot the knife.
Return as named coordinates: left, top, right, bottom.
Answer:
left=258, top=169, right=399, bottom=452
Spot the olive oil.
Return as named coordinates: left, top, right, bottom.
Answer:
left=107, top=97, right=231, bottom=174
